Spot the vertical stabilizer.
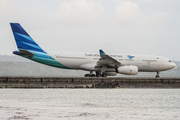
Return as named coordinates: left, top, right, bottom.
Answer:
left=10, top=23, right=46, bottom=53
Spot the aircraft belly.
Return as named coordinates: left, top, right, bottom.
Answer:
left=138, top=66, right=157, bottom=72
left=137, top=64, right=158, bottom=72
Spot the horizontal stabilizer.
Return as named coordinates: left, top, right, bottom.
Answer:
left=13, top=49, right=34, bottom=58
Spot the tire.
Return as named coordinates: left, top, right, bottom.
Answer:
left=91, top=74, right=96, bottom=77
left=102, top=74, right=107, bottom=77
left=156, top=75, right=160, bottom=78
left=84, top=74, right=89, bottom=77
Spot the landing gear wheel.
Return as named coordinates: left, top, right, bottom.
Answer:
left=156, top=75, right=160, bottom=78
left=96, top=72, right=101, bottom=77
left=84, top=74, right=89, bottom=77
left=84, top=71, right=96, bottom=77
left=155, top=71, right=160, bottom=78
left=102, top=73, right=107, bottom=77
left=90, top=74, right=95, bottom=77
left=96, top=74, right=101, bottom=77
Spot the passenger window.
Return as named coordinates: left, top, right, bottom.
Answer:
left=169, top=60, right=172, bottom=62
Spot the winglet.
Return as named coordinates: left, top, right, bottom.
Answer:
left=99, top=49, right=106, bottom=55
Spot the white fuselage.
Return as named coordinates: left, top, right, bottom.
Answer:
left=49, top=52, right=176, bottom=72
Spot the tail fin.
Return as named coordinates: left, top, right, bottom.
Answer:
left=10, top=23, right=46, bottom=53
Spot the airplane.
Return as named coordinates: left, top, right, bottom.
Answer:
left=10, top=23, right=176, bottom=78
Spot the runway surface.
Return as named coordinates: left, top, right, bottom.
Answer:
left=1, top=77, right=180, bottom=88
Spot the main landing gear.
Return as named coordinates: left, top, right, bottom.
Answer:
left=101, top=73, right=107, bottom=77
left=156, top=71, right=160, bottom=78
left=84, top=71, right=96, bottom=77
left=84, top=71, right=107, bottom=77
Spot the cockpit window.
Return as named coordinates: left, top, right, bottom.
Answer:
left=169, top=60, right=172, bottom=62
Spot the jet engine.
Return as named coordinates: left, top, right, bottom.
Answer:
left=117, top=66, right=138, bottom=75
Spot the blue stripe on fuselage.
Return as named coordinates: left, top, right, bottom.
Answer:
left=29, top=51, right=70, bottom=69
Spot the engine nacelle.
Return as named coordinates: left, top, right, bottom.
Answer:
left=105, top=72, right=117, bottom=76
left=117, top=66, right=138, bottom=75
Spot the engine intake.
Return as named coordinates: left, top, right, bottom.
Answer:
left=117, top=66, right=138, bottom=75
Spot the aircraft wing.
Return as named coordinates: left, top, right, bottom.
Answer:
left=96, top=49, right=121, bottom=68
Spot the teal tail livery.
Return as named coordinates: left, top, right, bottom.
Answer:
left=10, top=23, right=70, bottom=69
left=10, top=23, right=176, bottom=78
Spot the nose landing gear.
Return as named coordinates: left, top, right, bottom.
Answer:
left=156, top=71, right=160, bottom=78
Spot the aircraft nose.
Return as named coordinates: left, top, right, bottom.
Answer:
left=171, top=62, right=176, bottom=69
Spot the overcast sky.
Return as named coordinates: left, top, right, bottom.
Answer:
left=0, top=0, right=180, bottom=60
